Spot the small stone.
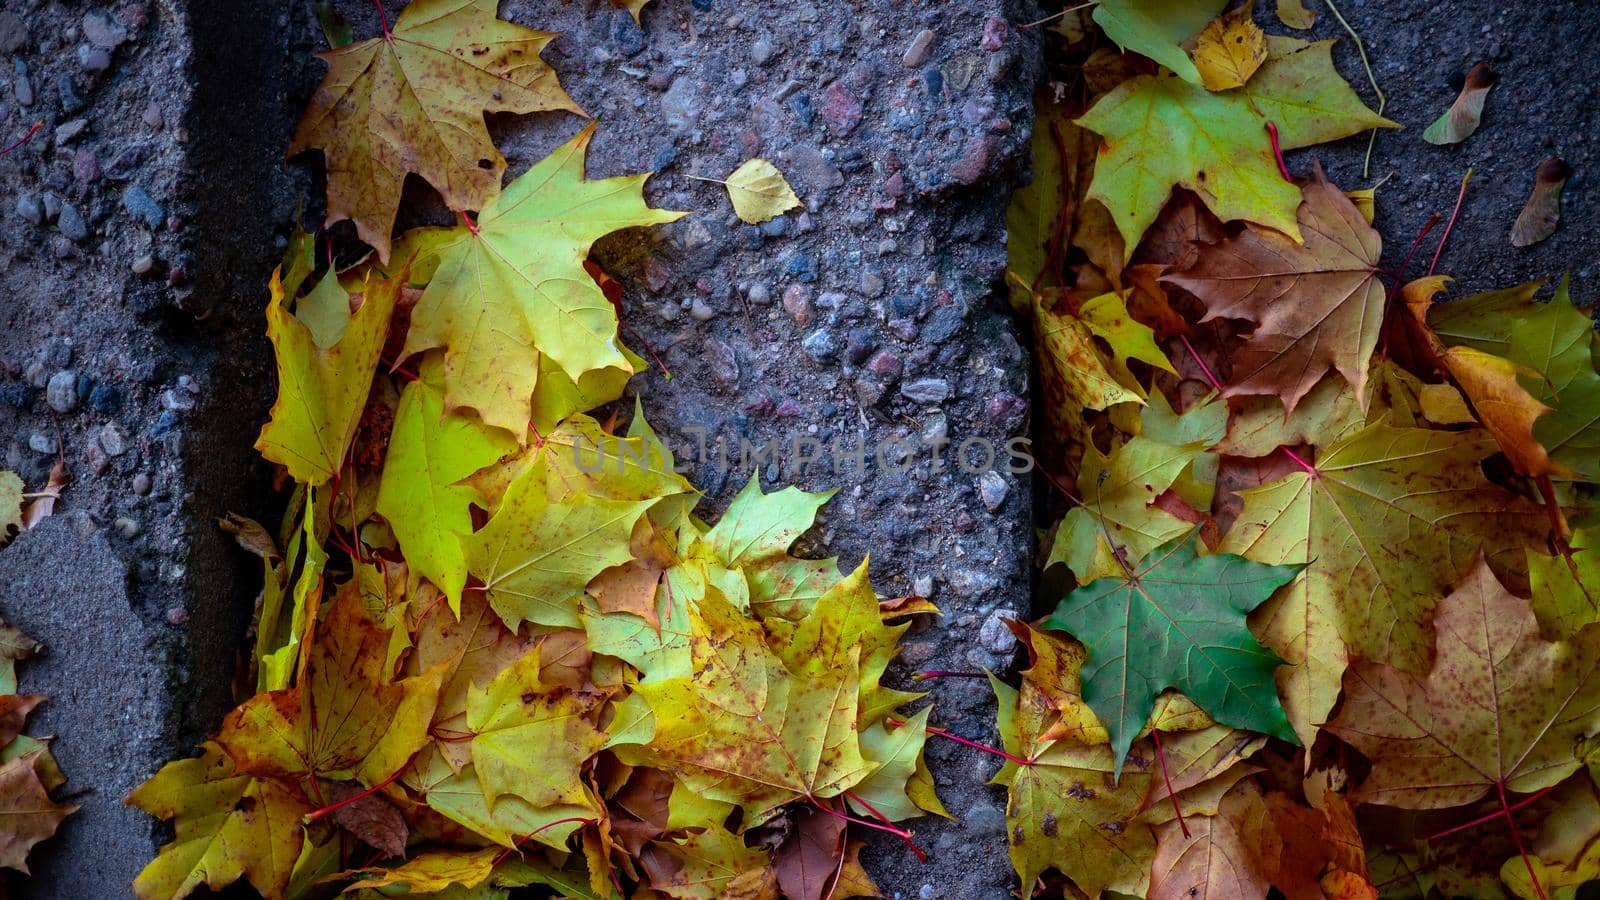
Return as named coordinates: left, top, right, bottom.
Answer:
left=746, top=283, right=770, bottom=305
left=751, top=38, right=775, bottom=65
left=704, top=337, right=739, bottom=386
left=57, top=75, right=86, bottom=114
left=46, top=370, right=78, bottom=412
left=913, top=574, right=934, bottom=597
left=782, top=285, right=814, bottom=326
left=165, top=607, right=189, bottom=626
left=0, top=12, right=27, bottom=54
left=900, top=377, right=951, bottom=404
left=160, top=388, right=194, bottom=412
left=27, top=432, right=55, bottom=454
left=50, top=236, right=73, bottom=259
left=77, top=44, right=111, bottom=73
left=660, top=77, right=699, bottom=133
left=980, top=15, right=1007, bottom=51
left=113, top=517, right=140, bottom=539
left=72, top=147, right=99, bottom=182
left=97, top=423, right=127, bottom=456
left=89, top=383, right=120, bottom=414
left=820, top=81, right=863, bottom=137
left=132, top=472, right=151, bottom=495
left=54, top=117, right=86, bottom=143
left=858, top=270, right=885, bottom=297
left=866, top=350, right=902, bottom=378
left=845, top=327, right=877, bottom=364
left=14, top=194, right=41, bottom=226
left=122, top=184, right=165, bottom=229
left=923, top=304, right=964, bottom=343
left=978, top=470, right=1010, bottom=511
left=141, top=102, right=163, bottom=128
left=979, top=611, right=1018, bottom=654
left=801, top=329, right=839, bottom=361
left=82, top=11, right=128, bottom=49
left=131, top=254, right=155, bottom=275
left=902, top=29, right=935, bottom=67
left=949, top=136, right=999, bottom=185
left=57, top=203, right=87, bottom=242
left=689, top=298, right=716, bottom=322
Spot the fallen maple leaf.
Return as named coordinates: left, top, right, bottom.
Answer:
left=1092, top=0, right=1225, bottom=85
left=127, top=743, right=305, bottom=899
left=1221, top=419, right=1548, bottom=748
left=288, top=0, right=582, bottom=260
left=1046, top=528, right=1300, bottom=774
left=1166, top=166, right=1385, bottom=413
left=1149, top=780, right=1276, bottom=900
left=399, top=124, right=683, bottom=437
left=1327, top=557, right=1600, bottom=808
left=1077, top=38, right=1395, bottom=254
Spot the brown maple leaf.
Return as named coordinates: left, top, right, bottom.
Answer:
left=288, top=0, right=582, bottom=261
left=0, top=750, right=77, bottom=873
left=1327, top=556, right=1600, bottom=809
left=1165, top=165, right=1383, bottom=413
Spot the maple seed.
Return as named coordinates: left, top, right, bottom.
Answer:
left=1510, top=157, right=1570, bottom=248
left=1424, top=61, right=1496, bottom=145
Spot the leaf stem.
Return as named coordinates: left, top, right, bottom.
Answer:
left=1428, top=168, right=1473, bottom=277
left=811, top=797, right=926, bottom=860
left=1150, top=729, right=1189, bottom=838
left=1425, top=783, right=1557, bottom=842
left=844, top=790, right=929, bottom=861
left=1180, top=334, right=1223, bottom=394
left=493, top=816, right=595, bottom=866
left=373, top=0, right=391, bottom=37
left=682, top=174, right=728, bottom=186
left=1497, top=779, right=1548, bottom=900
left=0, top=121, right=42, bottom=157
left=888, top=717, right=1034, bottom=767
left=914, top=670, right=989, bottom=681
left=1280, top=446, right=1317, bottom=475
left=1265, top=123, right=1294, bottom=182
left=1322, top=0, right=1386, bottom=178
left=1395, top=213, right=1442, bottom=287
left=1018, top=0, right=1098, bottom=30
left=304, top=766, right=405, bottom=824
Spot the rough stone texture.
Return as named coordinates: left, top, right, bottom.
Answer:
left=0, top=0, right=291, bottom=894
left=0, top=514, right=163, bottom=894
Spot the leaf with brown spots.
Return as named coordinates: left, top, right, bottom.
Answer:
left=1326, top=557, right=1600, bottom=808
left=1149, top=780, right=1277, bottom=900
left=1165, top=166, right=1386, bottom=414
left=1221, top=419, right=1548, bottom=749
left=288, top=0, right=582, bottom=261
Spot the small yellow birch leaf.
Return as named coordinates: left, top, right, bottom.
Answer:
left=722, top=158, right=801, bottom=224
left=1192, top=1, right=1269, bottom=91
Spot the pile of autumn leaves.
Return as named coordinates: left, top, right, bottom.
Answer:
left=1003, top=3, right=1600, bottom=899
left=128, top=2, right=938, bottom=899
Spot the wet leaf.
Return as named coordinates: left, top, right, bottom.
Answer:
left=1046, top=529, right=1300, bottom=774
left=400, top=125, right=684, bottom=437
left=1166, top=166, right=1385, bottom=413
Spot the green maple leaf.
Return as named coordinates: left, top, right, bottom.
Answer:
left=400, top=124, right=684, bottom=438
left=1045, top=529, right=1300, bottom=775
left=256, top=268, right=400, bottom=485
left=376, top=355, right=516, bottom=615
left=1092, top=0, right=1225, bottom=85
left=1076, top=37, right=1396, bottom=254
